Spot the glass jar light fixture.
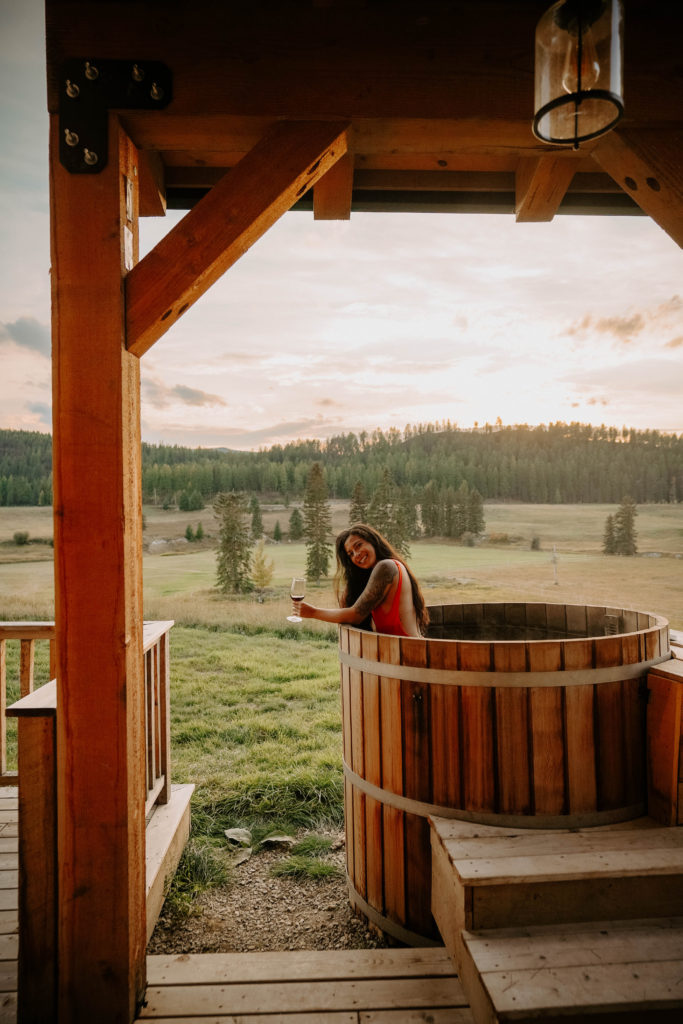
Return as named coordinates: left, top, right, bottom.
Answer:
left=533, top=0, right=624, bottom=149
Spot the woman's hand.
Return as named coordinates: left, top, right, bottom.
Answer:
left=294, top=599, right=315, bottom=619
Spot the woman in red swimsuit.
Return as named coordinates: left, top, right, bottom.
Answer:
left=294, top=524, right=429, bottom=637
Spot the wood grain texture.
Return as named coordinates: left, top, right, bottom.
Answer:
left=50, top=117, right=146, bottom=1022
left=126, top=121, right=349, bottom=355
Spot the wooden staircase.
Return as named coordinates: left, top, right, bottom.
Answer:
left=431, top=817, right=683, bottom=1022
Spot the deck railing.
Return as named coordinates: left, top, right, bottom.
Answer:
left=0, top=622, right=56, bottom=784
left=5, top=619, right=174, bottom=1024
left=1, top=620, right=174, bottom=809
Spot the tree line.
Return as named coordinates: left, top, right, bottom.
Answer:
left=1, top=421, right=682, bottom=507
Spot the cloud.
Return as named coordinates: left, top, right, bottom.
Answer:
left=0, top=316, right=50, bottom=355
left=142, top=377, right=226, bottom=409
left=563, top=358, right=683, bottom=397
left=665, top=336, right=683, bottom=349
left=26, top=401, right=51, bottom=425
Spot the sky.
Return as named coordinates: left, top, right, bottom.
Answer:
left=1, top=2, right=682, bottom=451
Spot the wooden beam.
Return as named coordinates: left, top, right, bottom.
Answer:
left=515, top=156, right=578, bottom=223
left=592, top=127, right=683, bottom=248
left=125, top=120, right=349, bottom=356
left=137, top=149, right=166, bottom=218
left=314, top=151, right=354, bottom=220
left=50, top=115, right=146, bottom=1023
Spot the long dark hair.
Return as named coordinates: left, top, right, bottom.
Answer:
left=334, top=523, right=429, bottom=634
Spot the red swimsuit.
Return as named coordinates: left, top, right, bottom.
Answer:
left=371, top=560, right=410, bottom=637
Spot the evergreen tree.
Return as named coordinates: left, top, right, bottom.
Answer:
left=185, top=524, right=195, bottom=542
left=273, top=520, right=282, bottom=542
left=349, top=479, right=369, bottom=524
left=613, top=495, right=638, bottom=555
left=249, top=495, right=263, bottom=539
left=303, top=462, right=333, bottom=581
left=213, top=492, right=252, bottom=592
left=466, top=487, right=485, bottom=536
left=252, top=539, right=275, bottom=599
left=288, top=507, right=304, bottom=540
left=195, top=521, right=204, bottom=541
left=602, top=513, right=616, bottom=554
left=367, top=468, right=393, bottom=539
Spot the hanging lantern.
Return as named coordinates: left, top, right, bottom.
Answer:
left=533, top=0, right=624, bottom=149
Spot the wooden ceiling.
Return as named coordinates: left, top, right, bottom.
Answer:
left=45, top=1, right=683, bottom=239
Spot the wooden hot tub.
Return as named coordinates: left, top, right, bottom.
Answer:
left=339, top=601, right=671, bottom=945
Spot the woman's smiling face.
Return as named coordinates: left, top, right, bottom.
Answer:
left=344, top=533, right=377, bottom=570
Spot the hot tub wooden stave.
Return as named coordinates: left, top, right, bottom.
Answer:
left=339, top=602, right=670, bottom=945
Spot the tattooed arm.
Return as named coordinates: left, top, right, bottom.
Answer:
left=295, top=559, right=398, bottom=625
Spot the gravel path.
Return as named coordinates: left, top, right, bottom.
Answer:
left=147, top=832, right=389, bottom=954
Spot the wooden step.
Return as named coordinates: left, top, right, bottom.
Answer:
left=431, top=816, right=683, bottom=937
left=457, top=916, right=683, bottom=1023
left=141, top=947, right=476, bottom=1021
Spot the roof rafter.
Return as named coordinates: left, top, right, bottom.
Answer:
left=125, top=120, right=349, bottom=356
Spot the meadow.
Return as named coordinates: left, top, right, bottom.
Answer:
left=1, top=501, right=682, bottom=897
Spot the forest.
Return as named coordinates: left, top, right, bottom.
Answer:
left=1, top=421, right=682, bottom=508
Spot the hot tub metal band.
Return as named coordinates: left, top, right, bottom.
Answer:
left=342, top=759, right=645, bottom=830
left=338, top=649, right=671, bottom=688
left=346, top=879, right=442, bottom=948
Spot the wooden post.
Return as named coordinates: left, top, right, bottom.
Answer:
left=50, top=114, right=146, bottom=1022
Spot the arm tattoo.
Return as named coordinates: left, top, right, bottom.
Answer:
left=354, top=561, right=398, bottom=621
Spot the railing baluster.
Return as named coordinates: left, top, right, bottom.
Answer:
left=20, top=639, right=35, bottom=697
left=158, top=629, right=171, bottom=805
left=0, top=640, right=6, bottom=777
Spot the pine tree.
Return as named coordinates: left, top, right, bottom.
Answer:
left=349, top=480, right=369, bottom=524
left=195, top=521, right=204, bottom=541
left=613, top=495, right=638, bottom=555
left=185, top=524, right=195, bottom=542
left=252, top=539, right=275, bottom=599
left=466, top=487, right=485, bottom=536
left=367, top=468, right=393, bottom=538
left=602, top=513, right=616, bottom=554
left=213, top=492, right=252, bottom=592
left=273, top=520, right=282, bottom=542
left=303, top=462, right=333, bottom=581
left=288, top=507, right=304, bottom=540
left=249, top=495, right=263, bottom=539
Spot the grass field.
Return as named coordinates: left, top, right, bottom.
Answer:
left=1, top=500, right=682, bottom=903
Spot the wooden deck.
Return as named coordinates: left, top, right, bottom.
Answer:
left=138, top=947, right=474, bottom=1023
left=0, top=789, right=17, bottom=1024
left=431, top=814, right=683, bottom=1022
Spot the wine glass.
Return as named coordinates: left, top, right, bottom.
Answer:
left=287, top=576, right=306, bottom=622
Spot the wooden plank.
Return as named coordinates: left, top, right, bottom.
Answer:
left=529, top=687, right=565, bottom=815
left=482, top=959, right=683, bottom=1018
left=459, top=644, right=494, bottom=813
left=647, top=674, right=682, bottom=825
left=361, top=634, right=383, bottom=914
left=140, top=1016, right=356, bottom=1024
left=147, top=947, right=458, bottom=984
left=429, top=639, right=461, bottom=808
left=126, top=120, right=349, bottom=355
left=593, top=126, right=683, bottom=248
left=442, top=828, right=683, bottom=859
left=17, top=714, right=56, bottom=1023
left=0, top=642, right=5, bottom=777
left=453, top=846, right=683, bottom=884
left=379, top=636, right=405, bottom=928
left=494, top=644, right=530, bottom=815
left=50, top=115, right=147, bottom=1023
left=19, top=640, right=35, bottom=698
left=515, top=155, right=578, bottom=222
left=314, top=150, right=354, bottom=220
left=464, top=917, right=683, bottom=972
left=361, top=1012, right=474, bottom=1023
left=140, top=977, right=467, bottom=1017
left=349, top=630, right=366, bottom=903
left=470, top=874, right=683, bottom=931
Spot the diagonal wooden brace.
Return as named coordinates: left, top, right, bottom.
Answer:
left=125, top=120, right=350, bottom=356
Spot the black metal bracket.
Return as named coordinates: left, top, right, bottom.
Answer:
left=59, top=59, right=173, bottom=173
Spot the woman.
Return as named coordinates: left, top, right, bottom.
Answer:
left=294, top=524, right=429, bottom=637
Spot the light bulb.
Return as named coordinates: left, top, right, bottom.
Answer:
left=561, top=24, right=600, bottom=94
